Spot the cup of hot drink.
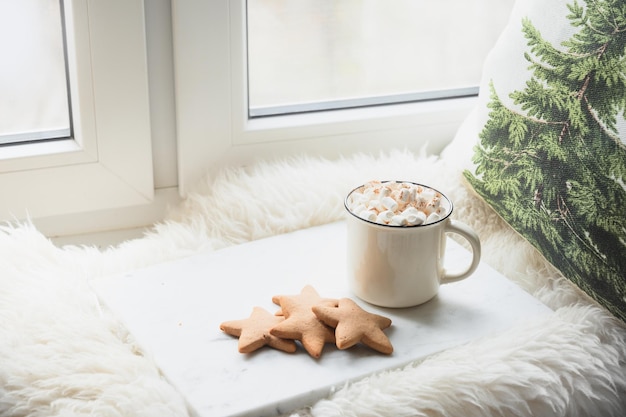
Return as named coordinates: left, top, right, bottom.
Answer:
left=344, top=180, right=481, bottom=308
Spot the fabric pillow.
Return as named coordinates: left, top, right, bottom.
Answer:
left=450, top=0, right=626, bottom=321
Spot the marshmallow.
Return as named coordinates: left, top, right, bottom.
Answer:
left=423, top=200, right=440, bottom=215
left=359, top=209, right=378, bottom=222
left=391, top=215, right=408, bottom=226
left=401, top=206, right=419, bottom=214
left=399, top=188, right=411, bottom=203
left=349, top=191, right=365, bottom=205
left=364, top=190, right=377, bottom=202
left=403, top=208, right=426, bottom=225
left=351, top=204, right=367, bottom=216
left=379, top=186, right=391, bottom=198
left=381, top=196, right=398, bottom=211
left=376, top=210, right=395, bottom=224
left=421, top=188, right=436, bottom=201
left=368, top=199, right=384, bottom=211
left=426, top=212, right=441, bottom=224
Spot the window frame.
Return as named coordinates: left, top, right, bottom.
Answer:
left=0, top=0, right=154, bottom=222
left=172, top=0, right=477, bottom=196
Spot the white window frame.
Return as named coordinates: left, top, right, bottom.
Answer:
left=172, top=0, right=476, bottom=195
left=0, top=0, right=153, bottom=223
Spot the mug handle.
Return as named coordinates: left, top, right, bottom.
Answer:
left=440, top=220, right=481, bottom=284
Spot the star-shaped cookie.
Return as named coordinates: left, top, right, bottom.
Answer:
left=270, top=285, right=338, bottom=358
left=312, top=297, right=393, bottom=354
left=220, top=306, right=297, bottom=354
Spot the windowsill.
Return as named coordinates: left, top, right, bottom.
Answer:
left=233, top=96, right=477, bottom=149
left=34, top=186, right=181, bottom=244
left=0, top=138, right=79, bottom=159
left=50, top=226, right=148, bottom=249
left=245, top=95, right=477, bottom=132
left=0, top=139, right=88, bottom=172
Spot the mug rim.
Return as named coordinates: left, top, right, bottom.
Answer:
left=344, top=180, right=453, bottom=228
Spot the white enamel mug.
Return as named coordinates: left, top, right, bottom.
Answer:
left=345, top=182, right=481, bottom=308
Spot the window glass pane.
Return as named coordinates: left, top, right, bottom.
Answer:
left=247, top=0, right=515, bottom=116
left=0, top=0, right=70, bottom=145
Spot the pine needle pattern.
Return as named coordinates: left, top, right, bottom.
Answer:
left=464, top=0, right=626, bottom=321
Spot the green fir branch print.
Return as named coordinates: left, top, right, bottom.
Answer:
left=464, top=0, right=626, bottom=321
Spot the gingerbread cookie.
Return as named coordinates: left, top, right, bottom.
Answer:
left=312, top=297, right=393, bottom=354
left=220, top=306, right=297, bottom=354
left=270, top=285, right=338, bottom=358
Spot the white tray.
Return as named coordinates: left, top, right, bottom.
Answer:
left=91, top=221, right=552, bottom=417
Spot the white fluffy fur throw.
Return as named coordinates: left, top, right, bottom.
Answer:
left=1, top=150, right=625, bottom=417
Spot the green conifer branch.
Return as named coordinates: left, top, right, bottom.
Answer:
left=583, top=95, right=626, bottom=149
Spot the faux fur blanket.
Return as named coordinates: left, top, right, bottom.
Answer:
left=1, top=150, right=624, bottom=417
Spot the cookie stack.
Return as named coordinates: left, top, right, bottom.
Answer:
left=220, top=285, right=393, bottom=358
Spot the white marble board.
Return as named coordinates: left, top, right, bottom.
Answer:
left=90, top=221, right=553, bottom=417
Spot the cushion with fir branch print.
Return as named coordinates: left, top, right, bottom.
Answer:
left=450, top=0, right=626, bottom=321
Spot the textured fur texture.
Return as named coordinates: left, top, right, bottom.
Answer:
left=1, top=150, right=625, bottom=417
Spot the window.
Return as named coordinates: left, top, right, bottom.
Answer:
left=0, top=0, right=70, bottom=145
left=172, top=0, right=514, bottom=194
left=246, top=0, right=513, bottom=117
left=0, top=0, right=154, bottom=226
